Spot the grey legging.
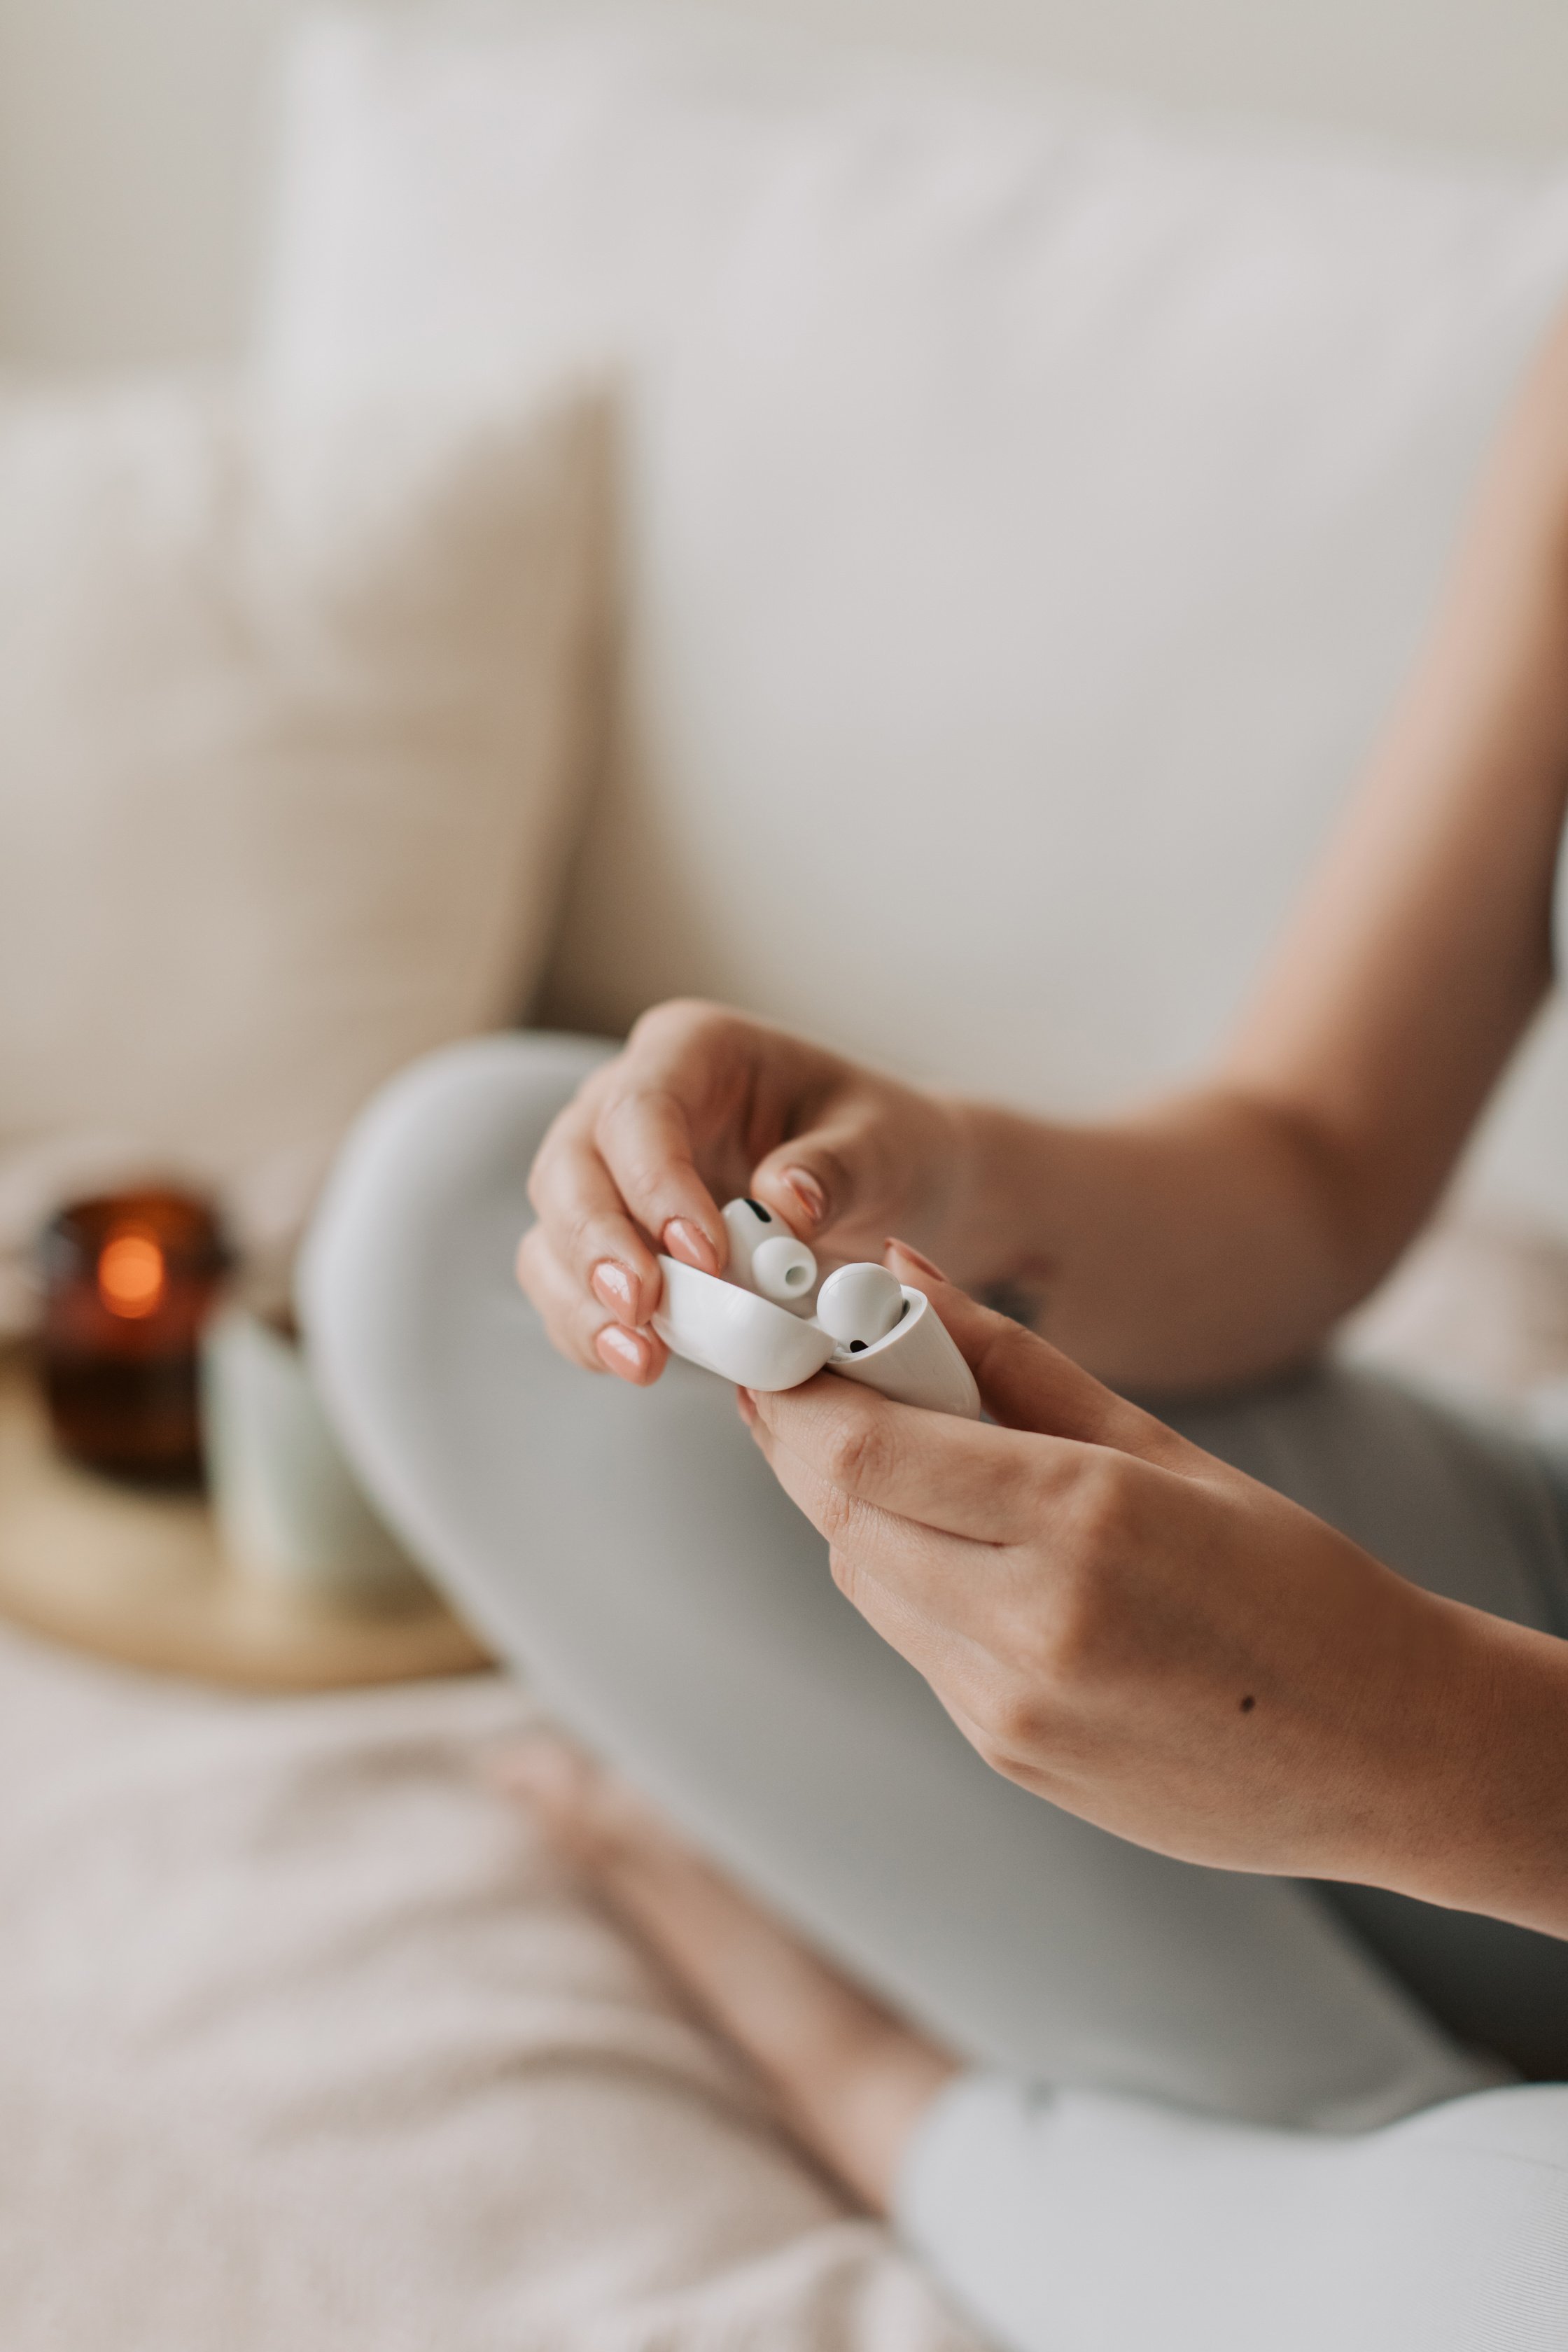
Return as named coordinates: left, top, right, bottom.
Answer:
left=302, top=1033, right=1568, bottom=2350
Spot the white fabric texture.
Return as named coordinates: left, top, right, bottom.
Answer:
left=897, top=2069, right=1568, bottom=2352
left=0, top=374, right=606, bottom=1324
left=0, top=1622, right=974, bottom=2351
left=263, top=9, right=1568, bottom=1228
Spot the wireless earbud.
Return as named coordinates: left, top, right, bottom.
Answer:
left=815, top=1263, right=906, bottom=1350
left=722, top=1196, right=818, bottom=1312
left=652, top=1203, right=980, bottom=1418
left=829, top=1286, right=981, bottom=1418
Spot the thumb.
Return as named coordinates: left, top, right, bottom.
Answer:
left=748, top=1105, right=895, bottom=1243
left=884, top=1240, right=1195, bottom=1470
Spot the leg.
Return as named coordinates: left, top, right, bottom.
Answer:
left=304, top=1034, right=1497, bottom=2129
left=493, top=1730, right=959, bottom=2212
left=498, top=1733, right=1568, bottom=2352
left=898, top=2069, right=1568, bottom=2352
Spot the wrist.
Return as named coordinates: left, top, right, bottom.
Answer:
left=1330, top=1592, right=1568, bottom=1940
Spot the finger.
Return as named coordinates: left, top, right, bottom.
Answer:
left=746, top=1391, right=997, bottom=1611
left=748, top=1391, right=1118, bottom=1749
left=528, top=1106, right=667, bottom=1324
left=835, top=1564, right=1015, bottom=1770
left=748, top=1096, right=896, bottom=1241
left=592, top=1083, right=728, bottom=1273
left=746, top=1372, right=1049, bottom=1543
left=516, top=1224, right=668, bottom=1385
left=744, top=1397, right=1027, bottom=1718
left=886, top=1241, right=1196, bottom=1470
left=594, top=1320, right=668, bottom=1385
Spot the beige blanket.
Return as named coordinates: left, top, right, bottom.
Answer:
left=0, top=1623, right=975, bottom=2350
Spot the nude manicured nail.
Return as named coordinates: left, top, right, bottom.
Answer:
left=779, top=1168, right=827, bottom=1227
left=663, top=1217, right=720, bottom=1272
left=886, top=1238, right=949, bottom=1284
left=596, top=1324, right=652, bottom=1380
left=592, top=1259, right=639, bottom=1320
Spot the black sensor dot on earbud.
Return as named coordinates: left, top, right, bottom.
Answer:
left=743, top=1198, right=771, bottom=1222
left=848, top=1340, right=867, bottom=1353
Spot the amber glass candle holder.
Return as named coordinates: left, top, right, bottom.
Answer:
left=38, top=1189, right=234, bottom=1484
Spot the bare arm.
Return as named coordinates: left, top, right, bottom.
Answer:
left=946, top=309, right=1568, bottom=1390
left=523, top=310, right=1568, bottom=1399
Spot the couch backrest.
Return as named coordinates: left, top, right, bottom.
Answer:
left=262, top=12, right=1568, bottom=1233
left=7, top=0, right=1568, bottom=365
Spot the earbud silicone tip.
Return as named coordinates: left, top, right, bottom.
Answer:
left=750, top=1233, right=818, bottom=1308
left=721, top=1196, right=818, bottom=1314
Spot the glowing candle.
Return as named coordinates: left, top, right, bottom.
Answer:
left=38, top=1190, right=232, bottom=1482
left=98, top=1229, right=169, bottom=1321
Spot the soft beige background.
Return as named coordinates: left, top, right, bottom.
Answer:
left=10, top=0, right=1568, bottom=1241
left=5, top=0, right=1568, bottom=368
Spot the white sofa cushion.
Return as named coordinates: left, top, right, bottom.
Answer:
left=263, top=10, right=1568, bottom=1222
left=0, top=375, right=605, bottom=1322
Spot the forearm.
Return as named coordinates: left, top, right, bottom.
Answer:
left=935, top=1086, right=1378, bottom=1392
left=924, top=312, right=1568, bottom=1396
left=1346, top=1597, right=1568, bottom=1943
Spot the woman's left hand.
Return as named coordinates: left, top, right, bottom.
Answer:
left=744, top=1245, right=1568, bottom=1922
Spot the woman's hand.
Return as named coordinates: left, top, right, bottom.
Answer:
left=518, top=1001, right=968, bottom=1385
left=745, top=1245, right=1568, bottom=1934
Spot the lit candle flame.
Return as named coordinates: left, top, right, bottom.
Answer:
left=98, top=1229, right=168, bottom=1321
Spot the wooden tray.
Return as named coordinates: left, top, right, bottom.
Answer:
left=0, top=1352, right=491, bottom=1692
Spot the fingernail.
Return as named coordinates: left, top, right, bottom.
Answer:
left=779, top=1167, right=827, bottom=1228
left=592, top=1259, right=639, bottom=1320
left=886, top=1237, right=949, bottom=1284
left=664, top=1217, right=720, bottom=1273
left=596, top=1324, right=652, bottom=1380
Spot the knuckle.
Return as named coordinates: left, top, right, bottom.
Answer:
left=800, top=1142, right=850, bottom=1212
left=1030, top=1466, right=1142, bottom=1686
left=561, top=1208, right=604, bottom=1268
left=981, top=1673, right=1051, bottom=1760
left=816, top=1484, right=862, bottom=1547
left=526, top=1101, right=596, bottom=1218
left=1035, top=1572, right=1112, bottom=1686
left=618, top=1130, right=685, bottom=1207
left=827, top=1546, right=867, bottom=1604
left=972, top=1733, right=1027, bottom=1784
left=627, top=997, right=728, bottom=1057
left=524, top=1127, right=568, bottom=1217
left=1066, top=1454, right=1136, bottom=1567
left=593, top=1087, right=689, bottom=1195
left=820, top=1401, right=890, bottom=1494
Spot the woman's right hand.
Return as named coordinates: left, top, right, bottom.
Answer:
left=517, top=1000, right=968, bottom=1384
